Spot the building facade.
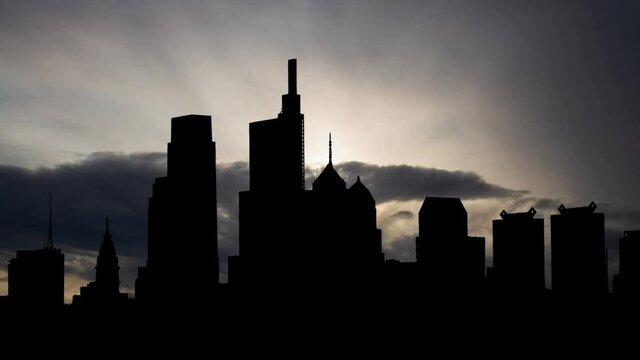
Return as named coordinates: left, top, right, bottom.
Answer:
left=136, top=115, right=219, bottom=306
left=551, top=202, right=608, bottom=296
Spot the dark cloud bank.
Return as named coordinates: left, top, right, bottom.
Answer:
left=0, top=152, right=637, bottom=293
left=334, top=162, right=528, bottom=202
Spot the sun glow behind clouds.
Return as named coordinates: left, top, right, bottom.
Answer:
left=1, top=1, right=640, bottom=300
left=2, top=1, right=640, bottom=211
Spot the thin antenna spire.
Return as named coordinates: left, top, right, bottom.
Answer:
left=329, top=132, right=332, bottom=164
left=288, top=59, right=297, bottom=95
left=104, top=216, right=112, bottom=242
left=45, top=190, right=53, bottom=249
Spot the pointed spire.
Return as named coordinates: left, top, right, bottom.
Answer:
left=45, top=190, right=53, bottom=250
left=329, top=132, right=333, bottom=164
left=356, top=175, right=361, bottom=183
left=104, top=217, right=112, bottom=242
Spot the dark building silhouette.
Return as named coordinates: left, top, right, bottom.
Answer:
left=415, top=197, right=485, bottom=292
left=237, top=59, right=306, bottom=286
left=382, top=259, right=419, bottom=291
left=250, top=58, right=304, bottom=192
left=7, top=193, right=64, bottom=308
left=551, top=202, right=608, bottom=296
left=613, top=230, right=640, bottom=298
left=490, top=208, right=545, bottom=293
left=136, top=114, right=219, bottom=306
left=306, top=135, right=384, bottom=286
left=234, top=60, right=383, bottom=290
left=72, top=218, right=130, bottom=307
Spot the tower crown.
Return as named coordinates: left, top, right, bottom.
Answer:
left=313, top=133, right=346, bottom=192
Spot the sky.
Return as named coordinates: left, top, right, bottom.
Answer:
left=0, top=0, right=639, bottom=301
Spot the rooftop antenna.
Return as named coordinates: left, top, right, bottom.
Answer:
left=288, top=58, right=297, bottom=95
left=44, top=190, right=54, bottom=250
left=329, top=132, right=333, bottom=164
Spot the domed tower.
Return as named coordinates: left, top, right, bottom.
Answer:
left=348, top=176, right=376, bottom=229
left=308, top=134, right=383, bottom=285
left=347, top=176, right=383, bottom=274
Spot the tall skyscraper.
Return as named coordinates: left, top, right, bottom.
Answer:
left=551, top=202, right=608, bottom=296
left=415, top=197, right=485, bottom=293
left=491, top=208, right=545, bottom=293
left=238, top=60, right=307, bottom=287
left=235, top=60, right=384, bottom=290
left=136, top=115, right=218, bottom=306
left=8, top=193, right=64, bottom=308
left=249, top=59, right=305, bottom=192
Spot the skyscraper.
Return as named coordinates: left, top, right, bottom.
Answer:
left=551, top=202, right=607, bottom=296
left=249, top=59, right=304, bottom=192
left=238, top=59, right=307, bottom=287
left=308, top=135, right=383, bottom=286
left=235, top=60, right=384, bottom=290
left=415, top=197, right=485, bottom=293
left=136, top=115, right=218, bottom=306
left=8, top=193, right=64, bottom=308
left=491, top=208, right=545, bottom=293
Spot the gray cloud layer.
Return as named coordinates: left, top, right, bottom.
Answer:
left=334, top=161, right=528, bottom=202
left=0, top=152, right=638, bottom=297
left=0, top=152, right=528, bottom=294
left=0, top=153, right=253, bottom=291
left=1, top=0, right=639, bottom=211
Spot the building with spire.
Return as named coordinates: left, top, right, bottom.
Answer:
left=136, top=114, right=219, bottom=307
left=307, top=134, right=383, bottom=287
left=72, top=218, right=130, bottom=308
left=233, top=60, right=383, bottom=290
left=7, top=192, right=64, bottom=309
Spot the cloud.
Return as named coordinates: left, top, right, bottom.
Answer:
left=333, top=161, right=528, bottom=203
left=0, top=151, right=165, bottom=256
left=389, top=211, right=414, bottom=221
left=0, top=152, right=250, bottom=300
left=385, top=234, right=416, bottom=263
left=2, top=152, right=639, bottom=299
left=0, top=153, right=523, bottom=298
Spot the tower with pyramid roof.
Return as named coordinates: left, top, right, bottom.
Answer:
left=73, top=217, right=130, bottom=308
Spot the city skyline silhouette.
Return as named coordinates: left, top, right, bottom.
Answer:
left=1, top=4, right=640, bottom=333
left=1, top=59, right=639, bottom=317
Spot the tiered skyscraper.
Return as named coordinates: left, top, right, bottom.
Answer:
left=136, top=115, right=219, bottom=306
left=233, top=59, right=383, bottom=290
